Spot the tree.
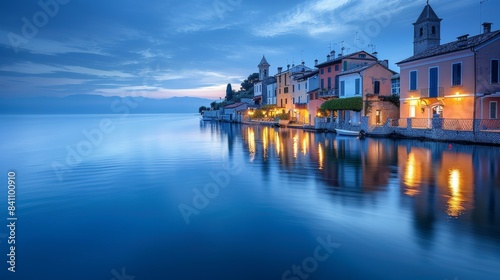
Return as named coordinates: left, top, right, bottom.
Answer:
left=198, top=106, right=208, bottom=114
left=225, top=83, right=233, bottom=101
left=240, top=73, right=259, bottom=92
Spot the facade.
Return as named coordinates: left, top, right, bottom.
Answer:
left=308, top=51, right=379, bottom=125
left=338, top=61, right=399, bottom=126
left=306, top=72, right=321, bottom=125
left=397, top=3, right=500, bottom=123
left=266, top=78, right=277, bottom=105
left=222, top=102, right=248, bottom=121
left=276, top=64, right=313, bottom=117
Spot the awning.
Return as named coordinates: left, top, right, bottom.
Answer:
left=420, top=97, right=445, bottom=107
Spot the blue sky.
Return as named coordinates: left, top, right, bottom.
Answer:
left=0, top=0, right=497, bottom=100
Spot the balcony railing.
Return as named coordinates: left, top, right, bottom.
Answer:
left=418, top=87, right=445, bottom=98
left=318, top=89, right=339, bottom=98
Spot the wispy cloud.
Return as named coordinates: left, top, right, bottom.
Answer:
left=93, top=84, right=226, bottom=99
left=0, top=62, right=134, bottom=78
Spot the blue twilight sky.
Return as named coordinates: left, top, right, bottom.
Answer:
left=0, top=0, right=498, bottom=100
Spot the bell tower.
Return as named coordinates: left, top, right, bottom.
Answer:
left=258, top=55, right=270, bottom=81
left=413, top=2, right=442, bottom=55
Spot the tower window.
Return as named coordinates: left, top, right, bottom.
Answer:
left=419, top=27, right=423, bottom=37
left=432, top=26, right=436, bottom=35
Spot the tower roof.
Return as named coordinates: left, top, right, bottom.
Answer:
left=414, top=4, right=441, bottom=24
left=258, top=55, right=270, bottom=67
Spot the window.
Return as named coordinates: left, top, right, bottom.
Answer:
left=374, top=81, right=380, bottom=94
left=320, top=69, right=324, bottom=75
left=342, top=61, right=348, bottom=71
left=492, top=59, right=499, bottom=84
left=328, top=77, right=332, bottom=89
left=391, top=79, right=400, bottom=95
left=279, top=76, right=281, bottom=83
left=432, top=26, right=436, bottom=35
left=298, top=83, right=301, bottom=91
left=410, top=70, right=418, bottom=91
left=321, top=79, right=324, bottom=89
left=292, top=85, right=295, bottom=92
left=284, top=87, right=289, bottom=94
left=359, top=54, right=366, bottom=58
left=409, top=105, right=416, bottom=118
left=293, top=98, right=295, bottom=104
left=285, top=99, right=288, bottom=105
left=328, top=67, right=332, bottom=73
left=419, top=27, right=423, bottom=37
left=376, top=110, right=381, bottom=124
left=340, top=81, right=345, bottom=96
left=452, top=63, right=462, bottom=86
left=335, top=65, right=339, bottom=71
left=355, top=78, right=361, bottom=95
left=490, top=101, right=498, bottom=119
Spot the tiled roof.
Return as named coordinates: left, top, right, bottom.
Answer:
left=258, top=55, right=270, bottom=67
left=224, top=102, right=247, bottom=109
left=398, top=30, right=500, bottom=64
left=315, top=51, right=377, bottom=68
left=337, top=62, right=397, bottom=76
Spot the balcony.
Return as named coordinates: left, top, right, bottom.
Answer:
left=318, top=88, right=339, bottom=98
left=418, top=87, right=445, bottom=98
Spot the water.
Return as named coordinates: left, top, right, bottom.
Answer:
left=0, top=114, right=499, bottom=280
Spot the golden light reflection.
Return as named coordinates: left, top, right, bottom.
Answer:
left=302, top=133, right=309, bottom=156
left=247, top=127, right=255, bottom=162
left=404, top=153, right=421, bottom=196
left=262, top=127, right=269, bottom=158
left=318, top=143, right=324, bottom=170
left=293, top=134, right=299, bottom=159
left=275, top=133, right=281, bottom=156
left=447, top=169, right=465, bottom=217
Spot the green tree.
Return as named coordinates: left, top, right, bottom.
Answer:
left=225, top=83, right=233, bottom=101
left=199, top=106, right=208, bottom=114
left=240, top=73, right=259, bottom=92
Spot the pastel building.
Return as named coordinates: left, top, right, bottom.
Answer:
left=276, top=63, right=314, bottom=118
left=397, top=3, right=500, bottom=122
left=337, top=61, right=399, bottom=126
left=254, top=56, right=274, bottom=105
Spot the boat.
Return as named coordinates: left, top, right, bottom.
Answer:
left=335, top=128, right=363, bottom=136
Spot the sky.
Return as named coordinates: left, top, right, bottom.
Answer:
left=0, top=0, right=498, bottom=100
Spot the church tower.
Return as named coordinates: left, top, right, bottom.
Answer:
left=413, top=2, right=442, bottom=55
left=258, top=55, right=270, bottom=81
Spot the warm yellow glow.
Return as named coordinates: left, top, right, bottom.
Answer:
left=293, top=134, right=299, bottom=159
left=275, top=133, right=281, bottom=156
left=262, top=127, right=269, bottom=158
left=318, top=143, right=324, bottom=170
left=302, top=133, right=309, bottom=156
left=247, top=128, right=255, bottom=162
left=447, top=169, right=464, bottom=217
left=404, top=153, right=421, bottom=196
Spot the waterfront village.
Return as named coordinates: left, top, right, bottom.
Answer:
left=201, top=3, right=500, bottom=145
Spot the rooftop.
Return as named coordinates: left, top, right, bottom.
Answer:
left=398, top=29, right=500, bottom=64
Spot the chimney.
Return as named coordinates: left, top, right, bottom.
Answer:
left=372, top=51, right=378, bottom=58
left=338, top=53, right=342, bottom=58
left=314, top=59, right=318, bottom=66
left=380, top=60, right=389, bottom=68
left=301, top=61, right=305, bottom=66
left=483, top=22, right=492, bottom=34
left=457, top=34, right=469, bottom=41
left=327, top=54, right=331, bottom=61
left=287, top=64, right=290, bottom=70
left=278, top=67, right=282, bottom=74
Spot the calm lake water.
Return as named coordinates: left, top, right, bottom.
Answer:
left=0, top=114, right=499, bottom=280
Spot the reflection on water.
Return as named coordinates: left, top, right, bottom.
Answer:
left=1, top=115, right=498, bottom=280
left=234, top=124, right=499, bottom=221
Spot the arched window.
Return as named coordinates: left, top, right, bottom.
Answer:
left=420, top=27, right=424, bottom=37
left=432, top=26, right=436, bottom=35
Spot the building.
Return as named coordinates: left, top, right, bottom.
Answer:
left=266, top=78, right=277, bottom=105
left=337, top=61, right=399, bottom=126
left=276, top=63, right=314, bottom=117
left=222, top=102, right=248, bottom=122
left=397, top=3, right=500, bottom=123
left=309, top=51, right=379, bottom=124
left=253, top=56, right=274, bottom=106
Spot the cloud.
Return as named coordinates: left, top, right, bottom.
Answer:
left=252, top=0, right=422, bottom=38
left=92, top=84, right=227, bottom=99
left=0, top=61, right=134, bottom=78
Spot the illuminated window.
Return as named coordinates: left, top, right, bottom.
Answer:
left=409, top=105, right=416, bottom=118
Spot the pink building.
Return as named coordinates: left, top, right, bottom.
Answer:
left=397, top=3, right=500, bottom=123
